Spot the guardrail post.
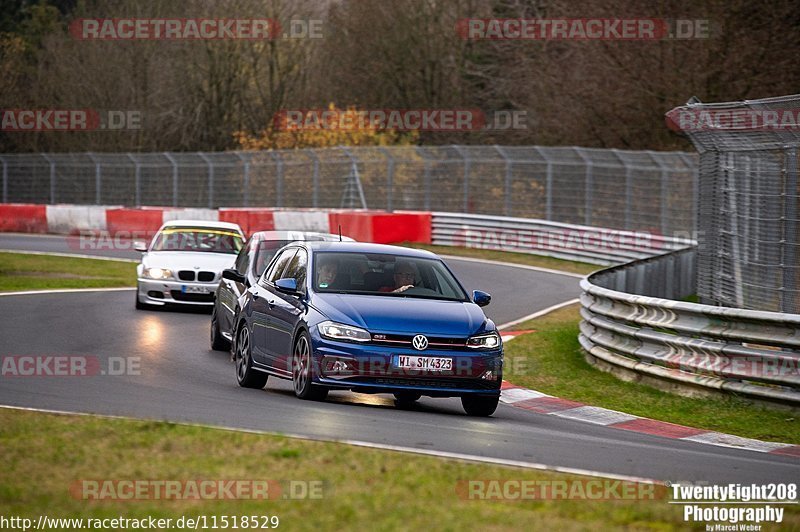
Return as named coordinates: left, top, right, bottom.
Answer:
left=271, top=151, right=284, bottom=208
left=163, top=152, right=178, bottom=207
left=198, top=152, right=214, bottom=208
left=575, top=148, right=593, bottom=225
left=378, top=147, right=394, bottom=212
left=783, top=147, right=798, bottom=313
left=1, top=155, right=7, bottom=203
left=305, top=149, right=320, bottom=208
left=235, top=152, right=250, bottom=207
left=42, top=153, right=56, bottom=204
left=87, top=152, right=101, bottom=204
left=494, top=145, right=512, bottom=216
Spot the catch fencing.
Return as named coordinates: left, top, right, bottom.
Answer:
left=0, top=146, right=697, bottom=237
left=669, top=94, right=800, bottom=313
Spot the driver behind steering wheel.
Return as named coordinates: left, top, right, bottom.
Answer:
left=379, top=261, right=417, bottom=293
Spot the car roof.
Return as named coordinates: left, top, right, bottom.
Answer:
left=250, top=230, right=354, bottom=242
left=160, top=219, right=244, bottom=233
left=302, top=241, right=438, bottom=258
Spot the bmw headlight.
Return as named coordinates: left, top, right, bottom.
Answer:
left=466, top=332, right=501, bottom=349
left=317, top=321, right=371, bottom=342
left=143, top=267, right=173, bottom=280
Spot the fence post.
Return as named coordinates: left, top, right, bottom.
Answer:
left=305, top=149, right=320, bottom=208
left=647, top=151, right=670, bottom=236
left=494, top=145, right=512, bottom=216
left=126, top=153, right=141, bottom=207
left=415, top=147, right=432, bottom=211
left=452, top=145, right=471, bottom=213
left=340, top=147, right=367, bottom=209
left=235, top=152, right=250, bottom=207
left=42, top=153, right=56, bottom=204
left=783, top=147, right=798, bottom=313
left=1, top=155, right=7, bottom=203
left=198, top=152, right=214, bottom=208
left=575, top=148, right=593, bottom=225
left=163, top=152, right=178, bottom=207
left=533, top=146, right=553, bottom=221
left=87, top=152, right=101, bottom=205
left=378, top=147, right=394, bottom=212
left=271, top=151, right=284, bottom=208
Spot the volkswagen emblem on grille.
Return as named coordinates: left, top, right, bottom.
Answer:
left=412, top=334, right=428, bottom=351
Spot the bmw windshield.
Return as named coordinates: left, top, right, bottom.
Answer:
left=313, top=252, right=469, bottom=302
left=151, top=228, right=244, bottom=254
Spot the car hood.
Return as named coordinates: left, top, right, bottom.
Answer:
left=311, top=293, right=491, bottom=336
left=141, top=251, right=237, bottom=271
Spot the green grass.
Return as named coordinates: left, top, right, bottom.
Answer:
left=504, top=305, right=800, bottom=444
left=0, top=252, right=136, bottom=291
left=1, top=408, right=766, bottom=531
left=399, top=243, right=598, bottom=275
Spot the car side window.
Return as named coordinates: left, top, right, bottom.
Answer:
left=262, top=248, right=297, bottom=286
left=234, top=242, right=250, bottom=275
left=282, top=249, right=308, bottom=293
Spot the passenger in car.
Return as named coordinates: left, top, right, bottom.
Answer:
left=379, top=261, right=417, bottom=293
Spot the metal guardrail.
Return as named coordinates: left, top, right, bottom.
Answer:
left=432, top=212, right=693, bottom=266
left=579, top=248, right=800, bottom=405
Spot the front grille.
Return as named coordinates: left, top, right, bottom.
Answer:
left=370, top=334, right=468, bottom=350
left=177, top=270, right=195, bottom=281
left=170, top=290, right=214, bottom=302
left=197, top=271, right=215, bottom=282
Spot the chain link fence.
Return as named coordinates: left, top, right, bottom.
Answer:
left=0, top=146, right=697, bottom=235
left=671, top=94, right=800, bottom=313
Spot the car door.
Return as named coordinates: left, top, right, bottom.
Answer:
left=264, top=248, right=308, bottom=372
left=251, top=247, right=296, bottom=366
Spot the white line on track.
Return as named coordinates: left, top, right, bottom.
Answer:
left=440, top=254, right=588, bottom=279
left=0, top=403, right=660, bottom=484
left=0, top=287, right=134, bottom=297
left=497, top=298, right=581, bottom=330
left=0, top=249, right=137, bottom=263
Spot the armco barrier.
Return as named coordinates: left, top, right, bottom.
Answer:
left=580, top=248, right=800, bottom=406
left=432, top=212, right=692, bottom=265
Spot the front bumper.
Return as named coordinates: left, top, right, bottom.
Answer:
left=137, top=278, right=217, bottom=306
left=308, top=331, right=503, bottom=397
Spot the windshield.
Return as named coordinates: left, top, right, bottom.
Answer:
left=313, top=252, right=469, bottom=301
left=151, top=228, right=244, bottom=254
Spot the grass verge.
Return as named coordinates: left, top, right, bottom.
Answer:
left=0, top=408, right=766, bottom=531
left=400, top=243, right=598, bottom=276
left=0, top=252, right=136, bottom=292
left=505, top=304, right=799, bottom=444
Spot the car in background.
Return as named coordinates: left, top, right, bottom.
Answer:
left=230, top=242, right=503, bottom=416
left=135, top=220, right=245, bottom=310
left=211, top=231, right=353, bottom=351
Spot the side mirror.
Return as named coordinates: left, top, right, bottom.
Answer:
left=472, top=290, right=491, bottom=307
left=133, top=241, right=147, bottom=252
left=275, top=277, right=299, bottom=294
left=222, top=268, right=246, bottom=284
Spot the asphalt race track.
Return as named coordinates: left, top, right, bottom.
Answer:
left=1, top=234, right=798, bottom=484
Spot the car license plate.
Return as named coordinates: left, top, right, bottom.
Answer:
left=396, top=356, right=453, bottom=371
left=182, top=285, right=209, bottom=294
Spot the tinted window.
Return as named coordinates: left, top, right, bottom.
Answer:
left=263, top=248, right=297, bottom=285
left=252, top=240, right=293, bottom=278
left=234, top=241, right=251, bottom=275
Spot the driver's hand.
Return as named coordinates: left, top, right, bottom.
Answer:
left=393, top=284, right=414, bottom=293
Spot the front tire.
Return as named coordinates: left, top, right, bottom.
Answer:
left=235, top=325, right=268, bottom=389
left=210, top=305, right=231, bottom=351
left=292, top=331, right=328, bottom=401
left=461, top=395, right=499, bottom=417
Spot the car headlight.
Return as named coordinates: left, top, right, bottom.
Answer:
left=143, top=267, right=173, bottom=280
left=466, top=332, right=501, bottom=349
left=317, top=321, right=371, bottom=342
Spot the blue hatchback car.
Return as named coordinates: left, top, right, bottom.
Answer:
left=228, top=242, right=503, bottom=416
